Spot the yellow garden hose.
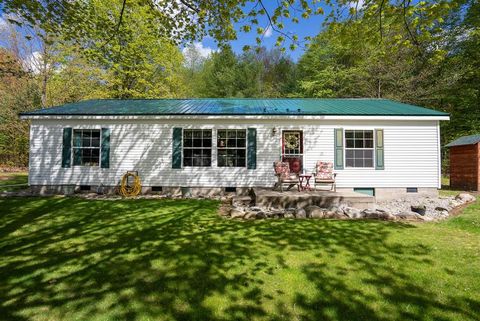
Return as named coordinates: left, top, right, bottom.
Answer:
left=119, top=172, right=142, bottom=197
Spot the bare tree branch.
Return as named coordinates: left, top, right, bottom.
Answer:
left=258, top=0, right=304, bottom=48
left=99, top=0, right=127, bottom=48
left=178, top=0, right=200, bottom=13
left=378, top=0, right=385, bottom=43
left=402, top=0, right=423, bottom=56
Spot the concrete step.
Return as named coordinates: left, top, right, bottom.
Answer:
left=253, top=188, right=375, bottom=210
left=232, top=195, right=254, bottom=207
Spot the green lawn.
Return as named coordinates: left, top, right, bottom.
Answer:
left=0, top=172, right=28, bottom=192
left=0, top=189, right=479, bottom=320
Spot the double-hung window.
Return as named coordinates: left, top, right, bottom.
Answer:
left=73, top=129, right=101, bottom=166
left=183, top=129, right=212, bottom=167
left=345, top=130, right=374, bottom=168
left=217, top=129, right=246, bottom=167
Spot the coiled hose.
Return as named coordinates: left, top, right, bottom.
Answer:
left=119, top=172, right=142, bottom=197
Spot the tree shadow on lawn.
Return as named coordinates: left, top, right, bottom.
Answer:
left=0, top=197, right=477, bottom=321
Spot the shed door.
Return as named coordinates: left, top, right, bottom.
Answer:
left=282, top=130, right=303, bottom=174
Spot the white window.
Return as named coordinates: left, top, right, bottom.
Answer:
left=345, top=130, right=374, bottom=168
left=217, top=129, right=246, bottom=167
left=183, top=129, right=212, bottom=167
left=73, top=129, right=100, bottom=166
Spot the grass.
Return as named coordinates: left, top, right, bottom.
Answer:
left=0, top=172, right=28, bottom=192
left=0, top=179, right=479, bottom=321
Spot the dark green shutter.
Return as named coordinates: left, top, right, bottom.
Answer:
left=247, top=128, right=257, bottom=169
left=101, top=128, right=110, bottom=168
left=375, top=129, right=385, bottom=170
left=61, top=128, right=72, bottom=168
left=334, top=128, right=344, bottom=170
left=172, top=128, right=182, bottom=169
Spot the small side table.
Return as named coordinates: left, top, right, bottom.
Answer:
left=299, top=174, right=313, bottom=191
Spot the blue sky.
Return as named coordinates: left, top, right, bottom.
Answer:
left=0, top=1, right=341, bottom=62
left=200, top=2, right=332, bottom=61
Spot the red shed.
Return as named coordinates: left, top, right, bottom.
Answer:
left=446, top=134, right=480, bottom=191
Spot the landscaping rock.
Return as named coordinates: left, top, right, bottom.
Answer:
left=396, top=211, right=422, bottom=221
left=438, top=210, right=449, bottom=218
left=223, top=191, right=472, bottom=221
left=255, top=211, right=267, bottom=219
left=435, top=206, right=449, bottom=212
left=284, top=207, right=296, bottom=214
left=284, top=211, right=295, bottom=219
left=263, top=209, right=283, bottom=219
left=305, top=205, right=324, bottom=218
left=328, top=206, right=339, bottom=213
left=295, top=208, right=307, bottom=219
left=243, top=211, right=257, bottom=220
left=230, top=208, right=245, bottom=219
left=343, top=207, right=362, bottom=219
left=455, top=193, right=476, bottom=203
left=362, top=210, right=396, bottom=221
left=411, top=204, right=427, bottom=216
left=323, top=210, right=347, bottom=219
left=284, top=208, right=296, bottom=219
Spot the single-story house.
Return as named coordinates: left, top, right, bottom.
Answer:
left=20, top=98, right=449, bottom=200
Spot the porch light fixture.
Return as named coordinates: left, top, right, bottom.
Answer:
left=272, top=127, right=277, bottom=135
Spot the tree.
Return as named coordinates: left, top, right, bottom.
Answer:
left=46, top=42, right=110, bottom=106
left=0, top=0, right=453, bottom=54
left=0, top=48, right=40, bottom=166
left=196, top=46, right=297, bottom=98
left=297, top=0, right=457, bottom=99
left=435, top=0, right=480, bottom=146
left=0, top=18, right=56, bottom=107
left=81, top=0, right=188, bottom=98
left=200, top=45, right=238, bottom=97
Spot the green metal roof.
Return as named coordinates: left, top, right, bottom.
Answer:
left=446, top=134, right=480, bottom=147
left=20, top=98, right=449, bottom=117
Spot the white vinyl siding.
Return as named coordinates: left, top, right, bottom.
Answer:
left=28, top=119, right=441, bottom=188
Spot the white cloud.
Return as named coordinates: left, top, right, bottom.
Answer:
left=264, top=25, right=273, bottom=38
left=182, top=42, right=216, bottom=59
left=0, top=16, right=7, bottom=30
left=23, top=51, right=44, bottom=74
left=349, top=0, right=365, bottom=9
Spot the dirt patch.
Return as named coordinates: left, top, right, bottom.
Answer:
left=0, top=166, right=28, bottom=173
left=447, top=200, right=477, bottom=217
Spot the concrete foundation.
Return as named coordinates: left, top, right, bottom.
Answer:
left=30, top=185, right=251, bottom=197
left=29, top=185, right=438, bottom=204
left=335, top=187, right=438, bottom=201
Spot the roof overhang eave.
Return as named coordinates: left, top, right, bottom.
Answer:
left=19, top=114, right=451, bottom=121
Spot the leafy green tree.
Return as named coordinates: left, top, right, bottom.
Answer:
left=0, top=48, right=40, bottom=166
left=46, top=42, right=110, bottom=106
left=199, top=46, right=238, bottom=97
left=1, top=0, right=452, bottom=55
left=253, top=47, right=298, bottom=97
left=82, top=0, right=188, bottom=98
left=435, top=0, right=480, bottom=146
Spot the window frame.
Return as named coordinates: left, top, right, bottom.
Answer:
left=217, top=129, right=247, bottom=168
left=343, top=129, right=375, bottom=169
left=72, top=129, right=101, bottom=167
left=182, top=129, right=213, bottom=167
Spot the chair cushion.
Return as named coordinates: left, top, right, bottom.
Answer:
left=283, top=174, right=299, bottom=181
left=316, top=161, right=334, bottom=180
left=274, top=161, right=293, bottom=180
